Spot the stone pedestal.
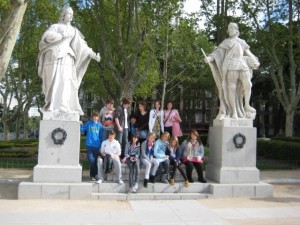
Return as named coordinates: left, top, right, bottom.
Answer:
left=33, top=113, right=82, bottom=183
left=19, top=112, right=86, bottom=199
left=206, top=118, right=260, bottom=184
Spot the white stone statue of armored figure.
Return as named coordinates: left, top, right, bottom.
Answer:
left=37, top=7, right=100, bottom=116
left=204, top=22, right=260, bottom=120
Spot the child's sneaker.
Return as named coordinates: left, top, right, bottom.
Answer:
left=170, top=179, right=175, bottom=185
left=129, top=187, right=136, bottom=193
left=97, top=179, right=102, bottom=184
left=184, top=180, right=189, bottom=187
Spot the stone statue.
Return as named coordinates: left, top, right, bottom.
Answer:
left=37, top=7, right=100, bottom=116
left=204, top=22, right=259, bottom=120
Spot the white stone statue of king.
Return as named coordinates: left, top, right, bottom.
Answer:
left=204, top=22, right=259, bottom=121
left=204, top=23, right=263, bottom=186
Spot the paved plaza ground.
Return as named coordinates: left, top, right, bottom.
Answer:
left=0, top=168, right=299, bottom=225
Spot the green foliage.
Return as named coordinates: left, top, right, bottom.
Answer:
left=80, top=71, right=105, bottom=96
left=134, top=69, right=161, bottom=98
left=200, top=0, right=240, bottom=44
left=146, top=11, right=215, bottom=104
left=71, top=3, right=112, bottom=100
left=271, top=136, right=300, bottom=143
left=0, top=140, right=38, bottom=149
left=1, top=0, right=67, bottom=137
left=0, top=158, right=37, bottom=169
left=257, top=160, right=298, bottom=170
left=240, top=0, right=300, bottom=137
left=0, top=150, right=36, bottom=158
left=257, top=140, right=300, bottom=161
left=0, top=0, right=10, bottom=10
left=80, top=136, right=87, bottom=150
left=0, top=141, right=37, bottom=158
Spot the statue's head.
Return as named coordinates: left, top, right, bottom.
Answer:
left=228, top=22, right=240, bottom=37
left=59, top=7, right=73, bottom=23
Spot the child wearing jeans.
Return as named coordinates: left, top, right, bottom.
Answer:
left=140, top=132, right=159, bottom=187
left=97, top=130, right=123, bottom=184
left=152, top=132, right=170, bottom=184
left=122, top=134, right=140, bottom=193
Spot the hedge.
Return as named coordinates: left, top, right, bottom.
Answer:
left=0, top=140, right=38, bottom=149
left=257, top=139, right=300, bottom=160
left=0, top=147, right=37, bottom=158
left=271, top=136, right=300, bottom=143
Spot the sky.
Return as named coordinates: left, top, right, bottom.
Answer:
left=183, top=0, right=201, bottom=14
left=183, top=0, right=205, bottom=29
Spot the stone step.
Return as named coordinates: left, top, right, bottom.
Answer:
left=19, top=181, right=273, bottom=200
left=88, top=163, right=201, bottom=182
left=91, top=192, right=211, bottom=200
left=91, top=182, right=210, bottom=194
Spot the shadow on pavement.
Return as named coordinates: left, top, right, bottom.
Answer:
left=0, top=184, right=18, bottom=200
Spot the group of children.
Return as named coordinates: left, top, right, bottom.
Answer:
left=80, top=98, right=206, bottom=193
left=124, top=129, right=207, bottom=193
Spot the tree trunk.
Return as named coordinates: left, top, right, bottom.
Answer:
left=3, top=119, right=9, bottom=141
left=15, top=116, right=19, bottom=140
left=209, top=93, right=219, bottom=126
left=120, top=81, right=134, bottom=101
left=23, top=112, right=29, bottom=139
left=266, top=0, right=299, bottom=137
left=285, top=109, right=294, bottom=137
left=1, top=90, right=10, bottom=141
left=161, top=76, right=167, bottom=109
left=0, top=1, right=28, bottom=80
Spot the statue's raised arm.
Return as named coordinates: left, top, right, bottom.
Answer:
left=204, top=22, right=259, bottom=120
left=37, top=7, right=100, bottom=116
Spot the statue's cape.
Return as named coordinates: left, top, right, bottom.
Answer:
left=37, top=25, right=92, bottom=87
left=208, top=38, right=250, bottom=117
left=70, top=28, right=92, bottom=86
left=209, top=45, right=230, bottom=114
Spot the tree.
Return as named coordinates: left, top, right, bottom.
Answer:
left=0, top=65, right=19, bottom=140
left=79, top=0, right=152, bottom=100
left=170, top=17, right=215, bottom=126
left=144, top=1, right=184, bottom=107
left=0, top=0, right=65, bottom=140
left=0, top=0, right=29, bottom=80
left=200, top=0, right=238, bottom=44
left=71, top=0, right=190, bottom=103
left=12, top=0, right=63, bottom=138
left=240, top=0, right=300, bottom=136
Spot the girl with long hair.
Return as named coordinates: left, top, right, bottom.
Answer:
left=181, top=129, right=207, bottom=183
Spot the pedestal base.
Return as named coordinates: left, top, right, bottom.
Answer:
left=33, top=119, right=82, bottom=183
left=209, top=182, right=273, bottom=198
left=206, top=166, right=260, bottom=184
left=206, top=123, right=259, bottom=184
left=33, top=165, right=82, bottom=183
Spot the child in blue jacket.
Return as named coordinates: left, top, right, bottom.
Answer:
left=80, top=112, right=103, bottom=181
